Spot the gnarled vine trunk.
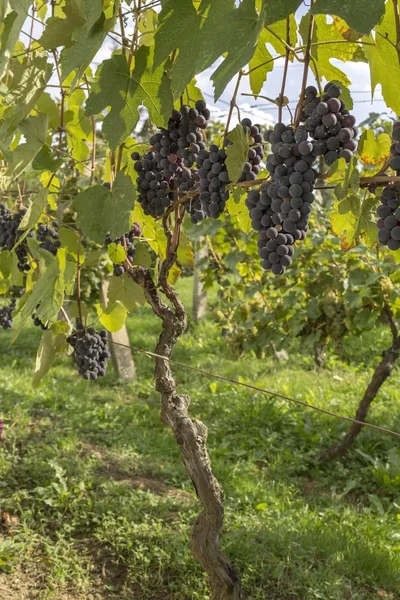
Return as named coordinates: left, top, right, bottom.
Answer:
left=319, top=305, right=400, bottom=460
left=129, top=215, right=241, bottom=600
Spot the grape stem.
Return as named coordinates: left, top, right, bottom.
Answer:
left=277, top=17, right=291, bottom=123
left=224, top=70, right=243, bottom=138
left=294, top=3, right=315, bottom=128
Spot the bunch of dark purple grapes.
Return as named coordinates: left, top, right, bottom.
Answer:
left=389, top=122, right=400, bottom=172
left=301, top=82, right=358, bottom=166
left=0, top=298, right=16, bottom=330
left=134, top=101, right=210, bottom=218
left=194, top=118, right=264, bottom=222
left=0, top=205, right=33, bottom=272
left=133, top=150, right=169, bottom=217
left=376, top=185, right=400, bottom=251
left=36, top=221, right=61, bottom=255
left=252, top=122, right=316, bottom=274
left=67, top=327, right=110, bottom=380
left=105, top=227, right=138, bottom=277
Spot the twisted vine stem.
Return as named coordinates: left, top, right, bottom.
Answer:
left=127, top=210, right=241, bottom=600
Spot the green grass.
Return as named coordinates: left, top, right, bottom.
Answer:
left=1, top=276, right=400, bottom=599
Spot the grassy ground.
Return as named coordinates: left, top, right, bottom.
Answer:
left=1, top=277, right=400, bottom=599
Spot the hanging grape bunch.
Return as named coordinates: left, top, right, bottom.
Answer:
left=134, top=100, right=210, bottom=219
left=301, top=82, right=358, bottom=166
left=0, top=205, right=33, bottom=272
left=247, top=122, right=316, bottom=275
left=67, top=327, right=110, bottom=380
left=376, top=123, right=400, bottom=250
left=0, top=298, right=16, bottom=330
left=35, top=221, right=61, bottom=255
left=105, top=228, right=137, bottom=277
left=195, top=118, right=264, bottom=222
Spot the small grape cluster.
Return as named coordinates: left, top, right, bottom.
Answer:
left=236, top=118, right=264, bottom=182
left=32, top=313, right=48, bottom=330
left=195, top=144, right=230, bottom=221
left=105, top=229, right=137, bottom=277
left=0, top=205, right=32, bottom=272
left=67, top=327, right=110, bottom=380
left=0, top=299, right=16, bottom=330
left=134, top=150, right=172, bottom=217
left=36, top=221, right=61, bottom=255
left=376, top=185, right=400, bottom=250
left=301, top=82, right=358, bottom=166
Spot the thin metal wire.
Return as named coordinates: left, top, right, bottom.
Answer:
left=109, top=341, right=400, bottom=440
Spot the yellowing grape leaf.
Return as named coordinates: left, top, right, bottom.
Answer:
left=300, top=14, right=363, bottom=87
left=226, top=189, right=252, bottom=234
left=249, top=29, right=274, bottom=97
left=330, top=194, right=378, bottom=250
left=358, top=130, right=391, bottom=165
left=96, top=301, right=127, bottom=332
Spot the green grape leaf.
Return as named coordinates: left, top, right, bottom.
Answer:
left=82, top=249, right=104, bottom=268
left=14, top=249, right=67, bottom=337
left=330, top=194, right=378, bottom=251
left=177, top=230, right=194, bottom=269
left=33, top=322, right=70, bottom=387
left=358, top=130, right=391, bottom=166
left=330, top=157, right=360, bottom=201
left=211, top=0, right=265, bottom=100
left=107, top=243, right=126, bottom=264
left=262, top=0, right=302, bottom=25
left=35, top=92, right=59, bottom=129
left=18, top=188, right=48, bottom=244
left=58, top=227, right=80, bottom=259
left=300, top=14, right=362, bottom=87
left=86, top=47, right=173, bottom=151
left=225, top=124, right=250, bottom=184
left=363, top=4, right=400, bottom=116
left=32, top=146, right=64, bottom=172
left=311, top=0, right=385, bottom=35
left=138, top=6, right=157, bottom=47
left=226, top=188, right=252, bottom=234
left=38, top=0, right=86, bottom=49
left=0, top=57, right=52, bottom=140
left=96, top=300, right=127, bottom=332
left=60, top=0, right=119, bottom=85
left=64, top=105, right=92, bottom=168
left=108, top=273, right=145, bottom=312
left=0, top=0, right=32, bottom=80
left=132, top=241, right=151, bottom=267
left=249, top=29, right=274, bottom=97
left=6, top=113, right=48, bottom=178
left=74, top=171, right=135, bottom=244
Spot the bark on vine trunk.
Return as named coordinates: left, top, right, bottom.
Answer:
left=319, top=305, right=400, bottom=460
left=128, top=215, right=240, bottom=599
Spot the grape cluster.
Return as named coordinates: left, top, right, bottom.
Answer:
left=105, top=229, right=137, bottom=277
left=67, top=327, right=110, bottom=380
left=36, top=221, right=61, bottom=255
left=389, top=122, right=400, bottom=172
left=301, top=82, right=358, bottom=166
left=134, top=150, right=172, bottom=217
left=236, top=118, right=264, bottom=182
left=254, top=122, right=317, bottom=274
left=32, top=313, right=48, bottom=330
left=0, top=299, right=16, bottom=330
left=376, top=185, right=400, bottom=251
left=195, top=144, right=230, bottom=221
left=0, top=205, right=32, bottom=272
left=194, top=118, right=264, bottom=222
